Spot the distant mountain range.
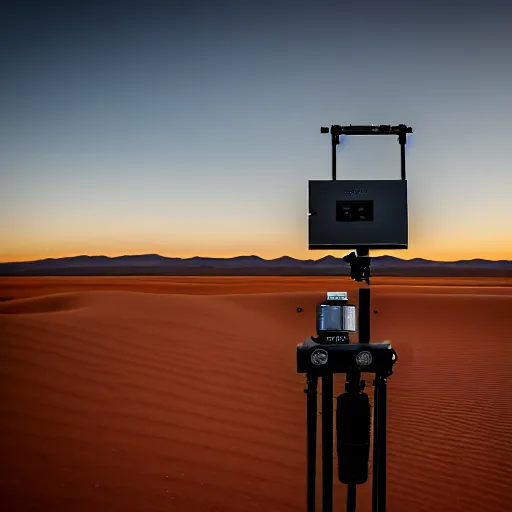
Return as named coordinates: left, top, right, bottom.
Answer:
left=0, top=254, right=511, bottom=277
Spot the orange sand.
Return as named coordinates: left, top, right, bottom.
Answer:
left=1, top=277, right=511, bottom=511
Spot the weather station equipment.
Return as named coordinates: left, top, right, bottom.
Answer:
left=297, top=124, right=412, bottom=512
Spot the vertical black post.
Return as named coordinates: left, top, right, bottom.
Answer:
left=377, top=376, right=387, bottom=512
left=372, top=375, right=388, bottom=512
left=400, top=143, right=406, bottom=180
left=398, top=124, right=407, bottom=181
left=306, top=374, right=318, bottom=512
left=371, top=378, right=380, bottom=512
left=358, top=287, right=371, bottom=343
left=331, top=134, right=337, bottom=180
left=347, top=484, right=356, bottom=512
left=322, top=373, right=334, bottom=512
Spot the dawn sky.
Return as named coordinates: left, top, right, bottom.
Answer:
left=1, top=0, right=511, bottom=262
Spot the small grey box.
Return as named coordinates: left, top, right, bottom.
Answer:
left=308, top=179, right=408, bottom=250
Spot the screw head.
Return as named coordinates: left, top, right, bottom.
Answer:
left=311, top=349, right=328, bottom=366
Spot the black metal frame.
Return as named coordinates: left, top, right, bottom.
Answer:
left=300, top=321, right=395, bottom=512
left=298, top=123, right=410, bottom=511
left=320, top=124, right=412, bottom=181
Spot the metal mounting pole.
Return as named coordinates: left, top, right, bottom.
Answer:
left=306, top=374, right=318, bottom=512
left=322, top=373, right=334, bottom=512
left=398, top=124, right=407, bottom=181
left=400, top=143, right=406, bottom=180
left=358, top=287, right=371, bottom=344
left=371, top=382, right=380, bottom=512
left=332, top=133, right=337, bottom=180
left=377, top=376, right=388, bottom=512
left=347, top=484, right=356, bottom=512
left=372, top=374, right=388, bottom=512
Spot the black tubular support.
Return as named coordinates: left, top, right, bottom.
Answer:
left=371, top=384, right=380, bottom=512
left=398, top=125, right=407, bottom=181
left=378, top=376, right=388, bottom=512
left=322, top=373, right=334, bottom=512
left=400, top=142, right=406, bottom=181
left=347, top=484, right=356, bottom=512
left=372, top=374, right=388, bottom=512
left=358, top=288, right=371, bottom=344
left=332, top=137, right=337, bottom=181
left=306, top=374, right=318, bottom=512
left=301, top=361, right=394, bottom=512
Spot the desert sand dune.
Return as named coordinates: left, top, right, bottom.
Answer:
left=1, top=281, right=511, bottom=511
left=0, top=275, right=510, bottom=301
left=0, top=292, right=93, bottom=315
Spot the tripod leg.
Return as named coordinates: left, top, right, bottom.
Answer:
left=322, top=373, right=334, bottom=512
left=347, top=484, right=356, bottom=512
left=377, top=377, right=387, bottom=512
left=372, top=378, right=380, bottom=512
left=306, top=374, right=318, bottom=512
left=372, top=375, right=388, bottom=512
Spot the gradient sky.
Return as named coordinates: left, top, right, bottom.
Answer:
left=1, top=0, right=511, bottom=262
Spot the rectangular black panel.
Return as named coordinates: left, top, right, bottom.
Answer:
left=308, top=179, right=408, bottom=250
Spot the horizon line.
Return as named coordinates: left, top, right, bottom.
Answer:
left=1, top=253, right=510, bottom=265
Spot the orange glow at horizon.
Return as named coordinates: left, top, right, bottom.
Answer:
left=2, top=218, right=511, bottom=263
left=2, top=244, right=511, bottom=263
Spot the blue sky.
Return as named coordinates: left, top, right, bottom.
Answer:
left=1, top=0, right=511, bottom=262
